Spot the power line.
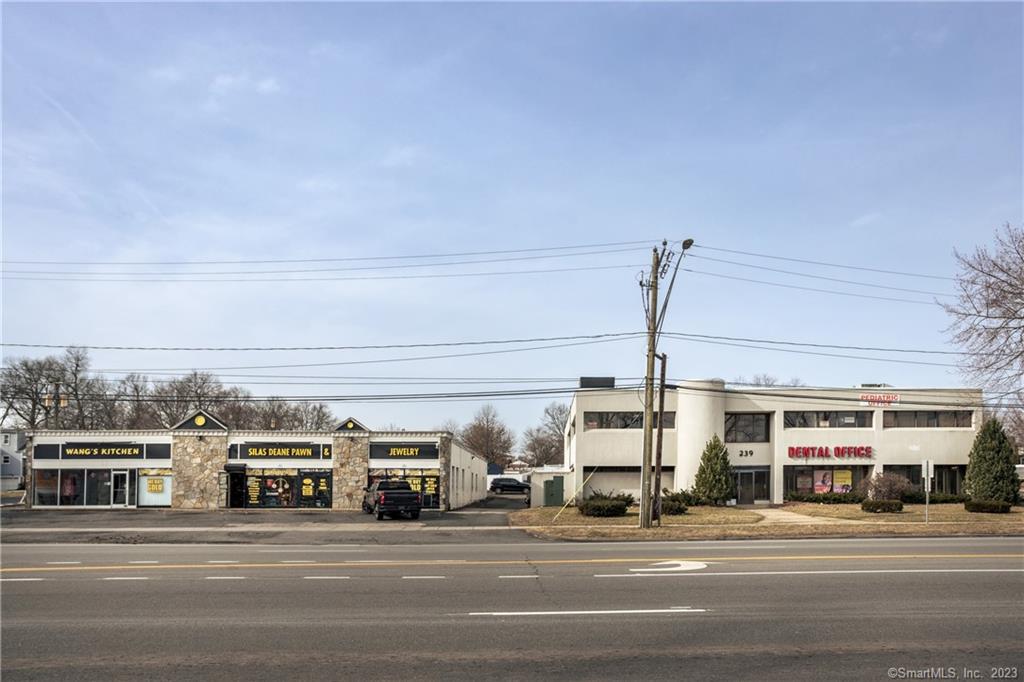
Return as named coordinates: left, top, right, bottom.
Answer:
left=662, top=334, right=958, bottom=367
left=84, top=336, right=644, bottom=372
left=1, top=331, right=643, bottom=352
left=1, top=238, right=659, bottom=266
left=2, top=246, right=649, bottom=276
left=692, top=244, right=955, bottom=281
left=687, top=254, right=954, bottom=297
left=682, top=268, right=938, bottom=305
left=663, top=332, right=983, bottom=356
left=2, top=262, right=645, bottom=283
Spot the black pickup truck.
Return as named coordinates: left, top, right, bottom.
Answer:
left=362, top=479, right=422, bottom=520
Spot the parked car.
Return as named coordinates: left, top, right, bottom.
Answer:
left=362, top=479, right=422, bottom=520
left=490, top=477, right=529, bottom=494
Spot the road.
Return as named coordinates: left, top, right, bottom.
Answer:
left=2, top=536, right=1021, bottom=680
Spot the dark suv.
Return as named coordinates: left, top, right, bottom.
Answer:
left=489, top=477, right=529, bottom=494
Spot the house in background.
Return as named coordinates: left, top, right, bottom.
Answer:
left=1, top=430, right=27, bottom=492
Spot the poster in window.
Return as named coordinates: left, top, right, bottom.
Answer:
left=813, top=469, right=833, bottom=494
left=796, top=473, right=814, bottom=494
left=833, top=469, right=853, bottom=493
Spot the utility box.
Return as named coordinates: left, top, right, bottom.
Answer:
left=543, top=476, right=564, bottom=507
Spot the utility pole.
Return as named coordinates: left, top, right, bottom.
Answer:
left=638, top=237, right=695, bottom=530
left=653, top=353, right=667, bottom=526
left=639, top=245, right=662, bottom=529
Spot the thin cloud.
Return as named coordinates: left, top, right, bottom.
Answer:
left=849, top=212, right=882, bottom=229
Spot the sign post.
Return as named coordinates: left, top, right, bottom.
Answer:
left=921, top=458, right=934, bottom=523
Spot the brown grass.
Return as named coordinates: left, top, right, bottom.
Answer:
left=785, top=502, right=1024, bottom=524
left=508, top=505, right=763, bottom=528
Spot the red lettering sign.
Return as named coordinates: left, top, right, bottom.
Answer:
left=789, top=445, right=874, bottom=459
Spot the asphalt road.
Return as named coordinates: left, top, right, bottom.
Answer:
left=2, top=537, right=1022, bottom=681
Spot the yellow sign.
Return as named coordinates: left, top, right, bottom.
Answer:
left=146, top=478, right=164, bottom=494
left=323, top=446, right=331, bottom=459
left=833, top=469, right=853, bottom=494
left=389, top=447, right=420, bottom=457
left=195, top=415, right=207, bottom=427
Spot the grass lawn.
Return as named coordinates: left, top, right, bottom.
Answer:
left=509, top=505, right=763, bottom=527
left=785, top=502, right=1024, bottom=524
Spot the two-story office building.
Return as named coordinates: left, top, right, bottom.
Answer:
left=561, top=379, right=982, bottom=505
left=25, top=410, right=488, bottom=511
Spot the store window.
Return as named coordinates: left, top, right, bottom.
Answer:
left=725, top=413, right=770, bottom=442
left=783, top=411, right=872, bottom=428
left=85, top=470, right=111, bottom=505
left=882, top=411, right=972, bottom=428
left=583, top=412, right=676, bottom=430
left=61, top=470, right=86, bottom=505
left=34, top=470, right=58, bottom=506
left=783, top=465, right=872, bottom=496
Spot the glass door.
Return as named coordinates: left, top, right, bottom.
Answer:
left=736, top=472, right=755, bottom=504
left=112, top=471, right=129, bottom=507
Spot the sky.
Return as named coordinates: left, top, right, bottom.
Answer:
left=2, top=2, right=1021, bottom=438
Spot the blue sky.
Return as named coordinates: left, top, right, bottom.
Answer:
left=2, top=2, right=1021, bottom=436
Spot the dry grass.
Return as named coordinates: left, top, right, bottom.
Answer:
left=524, top=521, right=1024, bottom=542
left=508, top=505, right=762, bottom=528
left=786, top=502, right=1024, bottom=524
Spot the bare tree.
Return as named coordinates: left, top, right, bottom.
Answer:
left=459, top=404, right=515, bottom=467
left=522, top=402, right=569, bottom=467
left=733, top=374, right=803, bottom=387
left=944, top=224, right=1024, bottom=392
left=943, top=224, right=1024, bottom=446
left=1, top=356, right=60, bottom=428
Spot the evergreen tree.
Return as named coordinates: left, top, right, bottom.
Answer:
left=965, top=418, right=1020, bottom=505
left=692, top=434, right=736, bottom=505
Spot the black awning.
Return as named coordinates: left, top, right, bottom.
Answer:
left=224, top=463, right=247, bottom=473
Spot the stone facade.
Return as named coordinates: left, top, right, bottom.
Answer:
left=438, top=435, right=451, bottom=511
left=332, top=434, right=369, bottom=510
left=171, top=433, right=228, bottom=509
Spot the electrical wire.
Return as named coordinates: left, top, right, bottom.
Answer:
left=687, top=254, right=954, bottom=297
left=2, top=246, right=649, bottom=277
left=1, top=239, right=659, bottom=266
left=692, top=244, right=955, bottom=281
left=681, top=268, right=937, bottom=305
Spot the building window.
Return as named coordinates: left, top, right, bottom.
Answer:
left=783, top=411, right=873, bottom=428
left=61, top=470, right=86, bottom=506
left=34, top=470, right=58, bottom=505
left=2, top=455, right=10, bottom=464
left=2, top=434, right=10, bottom=445
left=882, top=411, right=972, bottom=428
left=725, top=413, right=770, bottom=442
left=583, top=412, right=675, bottom=430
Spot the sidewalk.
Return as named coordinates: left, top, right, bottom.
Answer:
left=755, top=507, right=860, bottom=525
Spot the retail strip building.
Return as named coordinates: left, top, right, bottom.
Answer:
left=545, top=379, right=983, bottom=506
left=26, top=411, right=487, bottom=510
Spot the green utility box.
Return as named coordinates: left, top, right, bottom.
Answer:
left=543, top=477, right=564, bottom=507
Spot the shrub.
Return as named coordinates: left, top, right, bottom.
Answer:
left=692, top=435, right=735, bottom=505
left=785, top=491, right=864, bottom=504
left=578, top=498, right=628, bottom=517
left=659, top=490, right=690, bottom=515
left=663, top=488, right=700, bottom=506
left=859, top=473, right=913, bottom=501
left=861, top=499, right=904, bottom=513
left=964, top=499, right=1011, bottom=514
left=965, top=418, right=1020, bottom=505
left=929, top=492, right=969, bottom=504
left=587, top=489, right=635, bottom=507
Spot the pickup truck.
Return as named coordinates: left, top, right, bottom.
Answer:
left=362, top=479, right=422, bottom=520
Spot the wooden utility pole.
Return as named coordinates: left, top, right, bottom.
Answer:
left=639, top=247, right=660, bottom=529
left=653, top=353, right=667, bottom=526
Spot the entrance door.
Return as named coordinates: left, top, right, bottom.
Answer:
left=228, top=473, right=246, bottom=508
left=112, top=471, right=129, bottom=507
left=736, top=472, right=755, bottom=505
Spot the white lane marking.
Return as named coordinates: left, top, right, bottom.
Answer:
left=206, top=560, right=239, bottom=564
left=465, top=608, right=707, bottom=616
left=205, top=576, right=247, bottom=580
left=499, top=575, right=540, bottom=579
left=594, top=568, right=1024, bottom=578
left=281, top=560, right=316, bottom=564
left=1, top=578, right=45, bottom=582
left=129, top=561, right=159, bottom=564
left=102, top=577, right=149, bottom=581
left=303, top=576, right=351, bottom=580
left=46, top=561, right=81, bottom=565
left=402, top=576, right=446, bottom=580
left=630, top=561, right=708, bottom=573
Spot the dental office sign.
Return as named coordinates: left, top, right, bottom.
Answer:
left=859, top=392, right=900, bottom=407
left=788, top=445, right=874, bottom=459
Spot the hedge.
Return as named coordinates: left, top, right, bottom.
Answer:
left=785, top=492, right=864, bottom=504
left=578, top=498, right=628, bottom=517
left=660, top=495, right=688, bottom=516
left=964, top=499, right=1012, bottom=514
left=901, top=490, right=969, bottom=504
left=861, top=499, right=903, bottom=513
